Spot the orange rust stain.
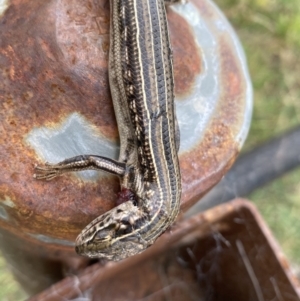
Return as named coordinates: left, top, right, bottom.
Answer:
left=0, top=0, right=119, bottom=250
left=228, top=72, right=240, bottom=96
left=167, top=8, right=202, bottom=97
left=0, top=0, right=204, bottom=248
left=180, top=38, right=245, bottom=211
left=0, top=226, right=76, bottom=260
left=0, top=0, right=248, bottom=259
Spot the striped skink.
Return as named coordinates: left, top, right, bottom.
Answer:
left=34, top=0, right=181, bottom=261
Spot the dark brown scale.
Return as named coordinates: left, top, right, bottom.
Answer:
left=117, top=2, right=158, bottom=183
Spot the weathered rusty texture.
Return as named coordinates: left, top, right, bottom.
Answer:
left=0, top=0, right=252, bottom=294
left=176, top=0, right=253, bottom=211
left=167, top=8, right=202, bottom=96
left=0, top=0, right=116, bottom=251
left=27, top=199, right=300, bottom=301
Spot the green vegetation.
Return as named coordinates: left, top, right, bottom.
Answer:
left=214, top=0, right=300, bottom=264
left=217, top=0, right=300, bottom=149
left=0, top=257, right=27, bottom=300
left=1, top=0, right=300, bottom=299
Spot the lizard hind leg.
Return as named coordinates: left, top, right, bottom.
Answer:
left=34, top=155, right=127, bottom=180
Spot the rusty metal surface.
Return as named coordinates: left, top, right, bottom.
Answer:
left=0, top=0, right=252, bottom=293
left=27, top=199, right=300, bottom=301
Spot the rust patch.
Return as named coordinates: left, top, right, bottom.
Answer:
left=0, top=0, right=116, bottom=140
left=0, top=226, right=75, bottom=260
left=0, top=0, right=250, bottom=270
left=167, top=8, right=202, bottom=96
left=0, top=0, right=204, bottom=253
left=0, top=0, right=119, bottom=254
left=180, top=38, right=246, bottom=211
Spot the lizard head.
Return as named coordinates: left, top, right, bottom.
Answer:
left=75, top=200, right=149, bottom=261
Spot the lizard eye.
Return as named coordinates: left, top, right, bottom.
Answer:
left=95, top=231, right=110, bottom=241
left=94, top=223, right=117, bottom=242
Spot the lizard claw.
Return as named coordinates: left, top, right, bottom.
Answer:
left=33, top=163, right=61, bottom=180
